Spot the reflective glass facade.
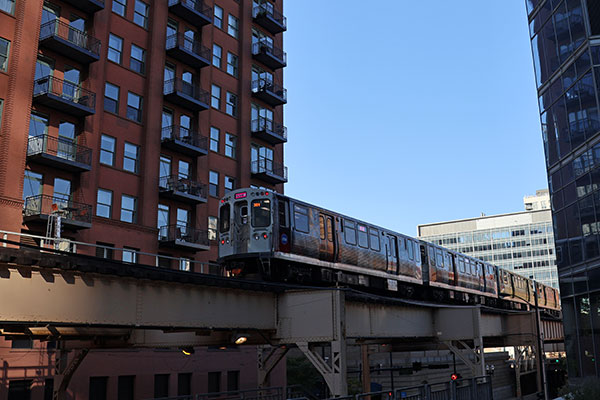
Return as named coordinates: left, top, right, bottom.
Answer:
left=527, top=0, right=600, bottom=378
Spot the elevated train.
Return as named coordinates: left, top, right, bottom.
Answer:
left=218, top=189, right=560, bottom=312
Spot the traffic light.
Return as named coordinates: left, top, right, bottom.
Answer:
left=450, top=374, right=458, bottom=381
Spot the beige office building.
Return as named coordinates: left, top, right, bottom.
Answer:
left=417, top=190, right=558, bottom=288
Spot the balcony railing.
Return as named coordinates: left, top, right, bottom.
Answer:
left=23, top=194, right=92, bottom=229
left=251, top=78, right=287, bottom=107
left=159, top=224, right=209, bottom=251
left=163, top=78, right=209, bottom=111
left=166, top=33, right=210, bottom=68
left=39, top=20, right=101, bottom=64
left=252, top=42, right=286, bottom=70
left=60, top=0, right=104, bottom=13
left=251, top=117, right=287, bottom=144
left=159, top=175, right=207, bottom=204
left=33, top=76, right=96, bottom=117
left=168, top=0, right=212, bottom=26
left=161, top=125, right=208, bottom=156
left=251, top=159, right=288, bottom=184
left=27, top=134, right=92, bottom=172
left=252, top=3, right=287, bottom=34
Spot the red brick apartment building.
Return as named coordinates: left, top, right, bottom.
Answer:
left=0, top=0, right=287, bottom=397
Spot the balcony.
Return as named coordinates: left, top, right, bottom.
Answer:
left=23, top=195, right=92, bottom=230
left=159, top=175, right=207, bottom=204
left=163, top=78, right=209, bottom=112
left=251, top=79, right=287, bottom=107
left=159, top=224, right=209, bottom=251
left=27, top=135, right=92, bottom=172
left=166, top=33, right=210, bottom=69
left=161, top=126, right=208, bottom=157
left=168, top=0, right=212, bottom=27
left=251, top=117, right=287, bottom=145
left=39, top=20, right=101, bottom=64
left=252, top=42, right=286, bottom=70
left=60, top=0, right=104, bottom=13
left=252, top=3, right=286, bottom=34
left=251, top=159, right=288, bottom=184
left=33, top=76, right=96, bottom=117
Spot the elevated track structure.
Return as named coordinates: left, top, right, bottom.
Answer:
left=0, top=232, right=563, bottom=398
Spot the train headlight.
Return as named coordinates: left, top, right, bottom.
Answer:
left=254, top=234, right=259, bottom=240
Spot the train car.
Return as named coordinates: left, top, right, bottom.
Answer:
left=218, top=188, right=423, bottom=291
left=218, top=188, right=558, bottom=310
left=535, top=282, right=561, bottom=311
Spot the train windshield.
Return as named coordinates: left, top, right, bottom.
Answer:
left=252, top=199, right=271, bottom=227
left=219, top=203, right=230, bottom=233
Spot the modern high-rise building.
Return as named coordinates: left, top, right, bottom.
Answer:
left=525, top=0, right=600, bottom=379
left=0, top=0, right=287, bottom=397
left=417, top=190, right=558, bottom=288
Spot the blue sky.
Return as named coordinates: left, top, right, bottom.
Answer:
left=281, top=0, right=546, bottom=236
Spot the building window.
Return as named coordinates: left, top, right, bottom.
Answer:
left=158, top=204, right=169, bottom=236
left=95, top=242, right=114, bottom=259
left=208, top=372, right=221, bottom=393
left=178, top=373, right=192, bottom=396
left=23, top=171, right=43, bottom=201
left=179, top=258, right=190, bottom=272
left=104, top=82, right=119, bottom=114
left=210, top=126, right=219, bottom=152
left=118, top=376, right=135, bottom=400
left=208, top=216, right=217, bottom=240
left=224, top=176, right=235, bottom=194
left=212, top=44, right=222, bottom=68
left=133, top=0, right=149, bottom=28
left=0, top=98, right=3, bottom=129
left=227, top=371, right=239, bottom=392
left=154, top=374, right=169, bottom=398
left=227, top=15, right=239, bottom=38
left=96, top=189, right=113, bottom=218
left=214, top=5, right=223, bottom=29
left=100, top=135, right=116, bottom=166
left=211, top=85, right=221, bottom=109
left=226, top=52, right=238, bottom=77
left=127, top=92, right=143, bottom=122
left=122, top=247, right=138, bottom=263
left=209, top=171, right=219, bottom=197
left=130, top=44, right=146, bottom=74
left=28, top=112, right=48, bottom=137
left=123, top=142, right=139, bottom=173
left=0, top=37, right=10, bottom=72
left=90, top=377, right=108, bottom=400
left=108, top=34, right=123, bottom=64
left=225, top=133, right=236, bottom=158
left=121, top=194, right=137, bottom=223
left=112, top=0, right=126, bottom=16
left=11, top=338, right=33, bottom=349
left=9, top=380, right=32, bottom=400
left=0, top=0, right=15, bottom=15
left=225, top=92, right=238, bottom=117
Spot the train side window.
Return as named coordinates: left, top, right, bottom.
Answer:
left=444, top=252, right=451, bottom=269
left=458, top=258, right=465, bottom=273
left=344, top=219, right=356, bottom=245
left=326, top=217, right=334, bottom=242
left=278, top=200, right=289, bottom=228
left=319, top=216, right=326, bottom=240
left=294, top=205, right=309, bottom=233
left=219, top=204, right=230, bottom=233
left=428, top=246, right=436, bottom=266
left=407, top=240, right=414, bottom=260
left=369, top=228, right=380, bottom=251
left=357, top=225, right=368, bottom=248
left=436, top=249, right=443, bottom=268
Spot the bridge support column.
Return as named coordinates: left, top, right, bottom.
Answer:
left=295, top=290, right=347, bottom=397
left=257, top=345, right=289, bottom=388
left=53, top=346, right=89, bottom=400
left=441, top=306, right=485, bottom=377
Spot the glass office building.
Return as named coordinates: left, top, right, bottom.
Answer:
left=526, top=0, right=600, bottom=378
left=417, top=191, right=558, bottom=288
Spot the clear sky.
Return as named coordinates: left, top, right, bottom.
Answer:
left=281, top=0, right=546, bottom=236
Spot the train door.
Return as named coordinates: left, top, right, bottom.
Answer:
left=385, top=234, right=398, bottom=275
left=277, top=197, right=291, bottom=253
left=232, top=201, right=249, bottom=253
left=318, top=213, right=336, bottom=262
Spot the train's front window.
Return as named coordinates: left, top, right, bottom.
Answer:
left=219, top=204, right=230, bottom=233
left=252, top=199, right=271, bottom=227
